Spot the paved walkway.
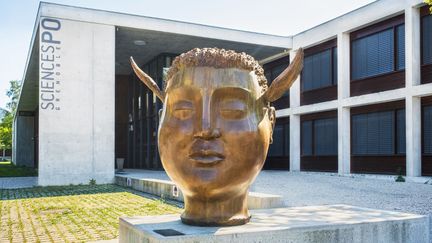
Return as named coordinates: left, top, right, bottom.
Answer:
left=119, top=169, right=432, bottom=241
left=0, top=176, right=37, bottom=189
left=119, top=169, right=432, bottom=215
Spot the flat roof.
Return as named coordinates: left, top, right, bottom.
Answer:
left=16, top=2, right=293, bottom=113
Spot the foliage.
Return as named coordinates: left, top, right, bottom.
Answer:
left=395, top=167, right=405, bottom=182
left=0, top=80, right=21, bottom=152
left=5, top=80, right=21, bottom=112
left=0, top=123, right=12, bottom=150
left=89, top=178, right=96, bottom=185
left=426, top=0, right=432, bottom=13
left=0, top=110, right=13, bottom=151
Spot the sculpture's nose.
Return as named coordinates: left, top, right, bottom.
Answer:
left=194, top=94, right=220, bottom=140
left=194, top=127, right=221, bottom=140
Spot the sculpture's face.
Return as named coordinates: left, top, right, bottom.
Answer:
left=158, top=67, right=273, bottom=199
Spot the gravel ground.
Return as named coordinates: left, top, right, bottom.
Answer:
left=120, top=169, right=432, bottom=241
left=122, top=169, right=432, bottom=216
left=253, top=171, right=432, bottom=242
left=253, top=171, right=432, bottom=216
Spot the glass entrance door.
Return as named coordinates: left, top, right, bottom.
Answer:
left=126, top=54, right=176, bottom=170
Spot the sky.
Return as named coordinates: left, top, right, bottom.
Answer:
left=0, top=0, right=375, bottom=110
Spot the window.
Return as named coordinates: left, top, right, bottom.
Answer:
left=268, top=122, right=290, bottom=157
left=302, top=47, right=337, bottom=91
left=422, top=14, right=432, bottom=65
left=264, top=58, right=290, bottom=96
left=301, top=121, right=313, bottom=156
left=351, top=24, right=405, bottom=80
left=396, top=25, right=405, bottom=70
left=301, top=117, right=337, bottom=156
left=314, top=118, right=338, bottom=155
left=424, top=106, right=432, bottom=154
left=396, top=109, right=406, bottom=154
left=263, top=56, right=290, bottom=109
left=352, top=109, right=405, bottom=155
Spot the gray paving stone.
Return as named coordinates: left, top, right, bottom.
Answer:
left=0, top=177, right=37, bottom=189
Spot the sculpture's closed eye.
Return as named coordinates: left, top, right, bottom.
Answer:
left=173, top=101, right=194, bottom=120
left=219, top=100, right=247, bottom=120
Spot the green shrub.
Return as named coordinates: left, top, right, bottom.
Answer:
left=89, top=178, right=96, bottom=185
left=395, top=167, right=405, bottom=182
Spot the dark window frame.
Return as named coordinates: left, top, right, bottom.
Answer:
left=422, top=97, right=432, bottom=155
left=265, top=117, right=290, bottom=170
left=351, top=101, right=406, bottom=156
left=263, top=55, right=290, bottom=109
left=268, top=118, right=290, bottom=157
left=300, top=110, right=338, bottom=172
left=300, top=39, right=338, bottom=105
left=421, top=6, right=432, bottom=84
left=350, top=101, right=406, bottom=175
left=351, top=24, right=405, bottom=81
left=350, top=14, right=406, bottom=96
left=300, top=110, right=338, bottom=156
left=421, top=96, right=432, bottom=176
left=126, top=53, right=177, bottom=170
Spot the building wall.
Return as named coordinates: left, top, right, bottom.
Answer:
left=16, top=0, right=431, bottom=184
left=275, top=0, right=431, bottom=177
left=38, top=17, right=115, bottom=185
left=13, top=115, right=35, bottom=167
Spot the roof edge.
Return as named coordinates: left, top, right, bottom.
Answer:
left=14, top=2, right=42, bottom=120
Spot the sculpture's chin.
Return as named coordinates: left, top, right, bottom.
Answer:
left=180, top=189, right=251, bottom=226
left=180, top=213, right=251, bottom=227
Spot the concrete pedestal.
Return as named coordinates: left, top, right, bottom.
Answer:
left=119, top=205, right=429, bottom=243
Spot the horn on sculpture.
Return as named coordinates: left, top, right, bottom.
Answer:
left=130, top=56, right=165, bottom=102
left=262, top=48, right=304, bottom=103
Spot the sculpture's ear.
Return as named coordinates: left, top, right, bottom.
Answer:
left=158, top=109, right=163, bottom=120
left=267, top=107, right=276, bottom=144
left=262, top=48, right=304, bottom=103
left=130, top=56, right=165, bottom=102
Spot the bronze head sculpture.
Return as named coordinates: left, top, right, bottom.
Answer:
left=131, top=47, right=303, bottom=226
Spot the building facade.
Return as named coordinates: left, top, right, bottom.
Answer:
left=13, top=0, right=432, bottom=186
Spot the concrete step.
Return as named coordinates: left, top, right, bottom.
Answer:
left=115, top=175, right=284, bottom=209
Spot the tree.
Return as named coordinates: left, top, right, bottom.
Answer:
left=6, top=80, right=21, bottom=112
left=426, top=0, right=432, bottom=13
left=0, top=80, right=21, bottom=160
left=0, top=111, right=13, bottom=160
left=0, top=123, right=12, bottom=160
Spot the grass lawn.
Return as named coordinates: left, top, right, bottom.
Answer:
left=0, top=161, right=38, bottom=177
left=0, top=184, right=181, bottom=242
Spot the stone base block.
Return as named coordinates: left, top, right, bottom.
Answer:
left=119, top=205, right=429, bottom=243
left=115, top=176, right=284, bottom=209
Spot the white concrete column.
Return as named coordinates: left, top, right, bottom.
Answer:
left=337, top=32, right=351, bottom=175
left=290, top=115, right=301, bottom=172
left=289, top=49, right=301, bottom=109
left=337, top=107, right=351, bottom=175
left=406, top=96, right=422, bottom=177
left=405, top=6, right=421, bottom=87
left=405, top=6, right=422, bottom=178
left=289, top=49, right=301, bottom=171
left=337, top=32, right=351, bottom=100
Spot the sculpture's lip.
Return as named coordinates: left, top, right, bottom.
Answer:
left=189, top=151, right=225, bottom=165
